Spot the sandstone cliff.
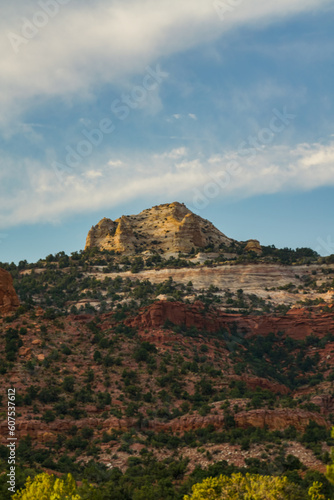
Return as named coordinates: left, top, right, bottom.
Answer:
left=0, top=267, right=19, bottom=314
left=85, top=202, right=235, bottom=255
left=244, top=239, right=262, bottom=254
left=125, top=300, right=334, bottom=340
left=1, top=408, right=324, bottom=445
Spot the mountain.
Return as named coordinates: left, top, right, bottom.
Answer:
left=1, top=204, right=334, bottom=498
left=85, top=201, right=240, bottom=256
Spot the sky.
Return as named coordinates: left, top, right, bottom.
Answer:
left=0, top=0, right=334, bottom=264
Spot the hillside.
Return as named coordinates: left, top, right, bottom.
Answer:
left=1, top=203, right=334, bottom=498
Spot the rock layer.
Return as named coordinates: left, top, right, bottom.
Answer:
left=234, top=409, right=328, bottom=432
left=97, top=262, right=333, bottom=307
left=1, top=408, right=324, bottom=445
left=85, top=202, right=235, bottom=255
left=0, top=267, right=19, bottom=315
left=126, top=300, right=334, bottom=339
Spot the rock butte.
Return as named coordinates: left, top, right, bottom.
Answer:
left=85, top=201, right=259, bottom=256
left=0, top=267, right=19, bottom=315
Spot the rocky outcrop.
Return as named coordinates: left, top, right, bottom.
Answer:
left=125, top=300, right=334, bottom=340
left=125, top=300, right=254, bottom=334
left=126, top=300, right=219, bottom=332
left=0, top=267, right=19, bottom=315
left=85, top=217, right=118, bottom=250
left=1, top=408, right=324, bottom=445
left=0, top=416, right=132, bottom=444
left=99, top=263, right=331, bottom=307
left=85, top=202, right=235, bottom=256
left=150, top=409, right=326, bottom=433
left=234, top=409, right=328, bottom=432
left=245, top=239, right=262, bottom=255
left=250, top=308, right=334, bottom=340
left=148, top=408, right=326, bottom=433
left=310, top=395, right=334, bottom=415
left=239, top=377, right=290, bottom=395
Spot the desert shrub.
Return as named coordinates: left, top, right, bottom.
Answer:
left=184, top=473, right=318, bottom=499
left=12, top=472, right=85, bottom=500
left=63, top=376, right=76, bottom=393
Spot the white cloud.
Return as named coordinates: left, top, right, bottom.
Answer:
left=1, top=138, right=334, bottom=228
left=154, top=147, right=188, bottom=160
left=107, top=160, right=124, bottom=168
left=0, top=0, right=331, bottom=128
left=0, top=0, right=332, bottom=230
left=85, top=170, right=103, bottom=179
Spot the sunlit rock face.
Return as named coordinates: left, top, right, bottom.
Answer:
left=85, top=201, right=235, bottom=256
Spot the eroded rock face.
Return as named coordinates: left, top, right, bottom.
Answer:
left=239, top=377, right=290, bottom=395
left=85, top=202, right=235, bottom=255
left=158, top=409, right=326, bottom=433
left=310, top=395, right=334, bottom=414
left=99, top=263, right=331, bottom=307
left=0, top=268, right=19, bottom=315
left=1, top=408, right=324, bottom=445
left=125, top=300, right=219, bottom=332
left=245, top=239, right=262, bottom=254
left=234, top=409, right=327, bottom=432
left=125, top=300, right=334, bottom=340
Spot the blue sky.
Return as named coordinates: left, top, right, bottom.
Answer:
left=0, top=0, right=333, bottom=263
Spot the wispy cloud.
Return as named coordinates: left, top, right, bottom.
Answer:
left=154, top=147, right=188, bottom=160
left=0, top=0, right=331, bottom=129
left=1, top=138, right=334, bottom=228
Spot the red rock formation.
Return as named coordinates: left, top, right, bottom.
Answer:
left=126, top=300, right=334, bottom=340
left=234, top=409, right=327, bottom=432
left=147, top=414, right=225, bottom=433
left=0, top=416, right=136, bottom=444
left=0, top=267, right=19, bottom=315
left=239, top=376, right=290, bottom=395
left=2, top=408, right=324, bottom=445
left=125, top=300, right=239, bottom=333
left=310, top=395, right=334, bottom=415
left=249, top=308, right=334, bottom=340
left=146, top=409, right=326, bottom=433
